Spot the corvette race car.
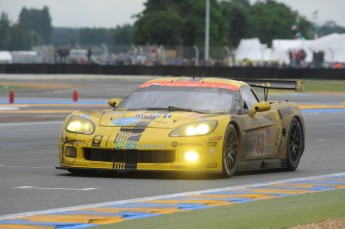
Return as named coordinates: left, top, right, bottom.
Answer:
left=57, top=77, right=305, bottom=177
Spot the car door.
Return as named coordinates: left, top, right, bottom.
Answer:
left=239, top=86, right=283, bottom=160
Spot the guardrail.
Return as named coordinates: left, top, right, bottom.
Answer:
left=0, top=64, right=344, bottom=80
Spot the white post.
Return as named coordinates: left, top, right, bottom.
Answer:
left=160, top=45, right=166, bottom=65
left=193, top=45, right=199, bottom=66
left=205, top=0, right=210, bottom=63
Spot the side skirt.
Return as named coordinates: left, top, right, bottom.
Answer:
left=236, top=159, right=287, bottom=171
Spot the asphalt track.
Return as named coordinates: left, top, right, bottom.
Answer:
left=0, top=74, right=345, bottom=227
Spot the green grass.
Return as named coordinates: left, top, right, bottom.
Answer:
left=304, top=79, right=345, bottom=92
left=97, top=189, right=345, bottom=229
left=0, top=85, right=22, bottom=92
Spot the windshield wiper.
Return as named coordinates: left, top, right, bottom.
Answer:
left=145, top=106, right=205, bottom=113
left=168, top=106, right=205, bottom=113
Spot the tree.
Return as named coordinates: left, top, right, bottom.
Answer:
left=19, top=6, right=52, bottom=45
left=132, top=0, right=228, bottom=46
left=221, top=0, right=251, bottom=47
left=0, top=13, right=11, bottom=49
left=9, top=24, right=31, bottom=50
left=247, top=0, right=311, bottom=44
left=79, top=28, right=114, bottom=45
left=0, top=12, right=30, bottom=50
left=113, top=24, right=133, bottom=45
left=318, top=21, right=345, bottom=36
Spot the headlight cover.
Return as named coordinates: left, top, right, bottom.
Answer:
left=65, top=115, right=95, bottom=134
left=169, top=120, right=218, bottom=137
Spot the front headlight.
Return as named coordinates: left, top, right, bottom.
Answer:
left=169, top=120, right=218, bottom=137
left=65, top=115, right=95, bottom=134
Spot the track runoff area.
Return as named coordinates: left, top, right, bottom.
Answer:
left=1, top=92, right=345, bottom=228
left=0, top=173, right=344, bottom=228
left=1, top=95, right=345, bottom=115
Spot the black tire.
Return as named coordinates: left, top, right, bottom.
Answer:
left=286, top=118, right=303, bottom=171
left=222, top=124, right=239, bottom=178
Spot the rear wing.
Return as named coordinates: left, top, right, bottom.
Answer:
left=243, top=80, right=304, bottom=101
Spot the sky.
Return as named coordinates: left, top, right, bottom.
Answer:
left=0, top=0, right=344, bottom=28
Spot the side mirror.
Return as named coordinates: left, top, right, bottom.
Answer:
left=108, top=98, right=122, bottom=108
left=249, top=102, right=271, bottom=118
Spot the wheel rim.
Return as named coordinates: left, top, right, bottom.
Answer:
left=289, top=122, right=301, bottom=163
left=224, top=129, right=238, bottom=172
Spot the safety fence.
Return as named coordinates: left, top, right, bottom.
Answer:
left=0, top=64, right=344, bottom=80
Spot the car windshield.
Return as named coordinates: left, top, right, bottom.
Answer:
left=117, top=85, right=238, bottom=114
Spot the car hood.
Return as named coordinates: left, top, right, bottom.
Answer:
left=99, top=110, right=219, bottom=128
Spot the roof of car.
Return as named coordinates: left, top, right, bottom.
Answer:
left=138, top=77, right=248, bottom=91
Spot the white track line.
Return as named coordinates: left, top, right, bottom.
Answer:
left=0, top=172, right=344, bottom=220
left=0, top=121, right=63, bottom=127
left=14, top=186, right=99, bottom=191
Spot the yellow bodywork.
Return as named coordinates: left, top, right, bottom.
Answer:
left=57, top=77, right=304, bottom=175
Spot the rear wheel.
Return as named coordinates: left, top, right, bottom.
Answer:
left=222, top=124, right=239, bottom=178
left=287, top=118, right=303, bottom=171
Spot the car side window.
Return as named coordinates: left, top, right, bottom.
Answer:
left=240, top=86, right=259, bottom=111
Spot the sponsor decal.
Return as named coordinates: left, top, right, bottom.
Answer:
left=208, top=136, right=223, bottom=141
left=115, top=140, right=137, bottom=149
left=207, top=142, right=218, bottom=147
left=276, top=128, right=283, bottom=149
left=79, top=114, right=91, bottom=119
left=210, top=148, right=215, bottom=157
left=211, top=110, right=228, bottom=114
left=136, top=113, right=172, bottom=119
left=63, top=137, right=84, bottom=145
left=113, top=113, right=155, bottom=150
left=138, top=144, right=166, bottom=149
left=113, top=117, right=141, bottom=126
left=118, top=131, right=142, bottom=138
left=176, top=78, right=202, bottom=82
left=246, top=133, right=256, bottom=153
left=92, top=135, right=103, bottom=147
left=206, top=162, right=217, bottom=168
left=266, top=128, right=276, bottom=141
left=172, top=142, right=178, bottom=148
left=256, top=132, right=265, bottom=154
left=179, top=143, right=203, bottom=147
left=186, top=114, right=207, bottom=118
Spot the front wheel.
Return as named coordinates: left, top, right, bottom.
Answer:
left=222, top=124, right=239, bottom=178
left=286, top=118, right=303, bottom=171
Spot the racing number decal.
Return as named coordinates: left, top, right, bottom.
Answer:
left=256, top=133, right=265, bottom=154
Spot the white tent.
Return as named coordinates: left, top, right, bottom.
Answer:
left=0, top=51, right=12, bottom=64
left=308, top=33, right=345, bottom=63
left=271, top=39, right=312, bottom=65
left=236, top=33, right=345, bottom=65
left=235, top=38, right=272, bottom=62
left=11, top=51, right=38, bottom=64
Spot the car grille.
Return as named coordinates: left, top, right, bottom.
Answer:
left=83, top=148, right=175, bottom=164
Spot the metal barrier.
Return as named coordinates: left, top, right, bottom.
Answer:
left=0, top=64, right=344, bottom=80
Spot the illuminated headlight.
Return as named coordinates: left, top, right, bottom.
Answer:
left=169, top=120, right=217, bottom=137
left=65, top=115, right=95, bottom=134
left=184, top=151, right=199, bottom=162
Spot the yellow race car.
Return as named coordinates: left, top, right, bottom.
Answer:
left=57, top=77, right=305, bottom=177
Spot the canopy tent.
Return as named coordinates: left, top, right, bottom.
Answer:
left=0, top=51, right=12, bottom=64
left=235, top=38, right=272, bottom=62
left=236, top=33, right=345, bottom=65
left=271, top=39, right=312, bottom=65
left=307, top=33, right=345, bottom=63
